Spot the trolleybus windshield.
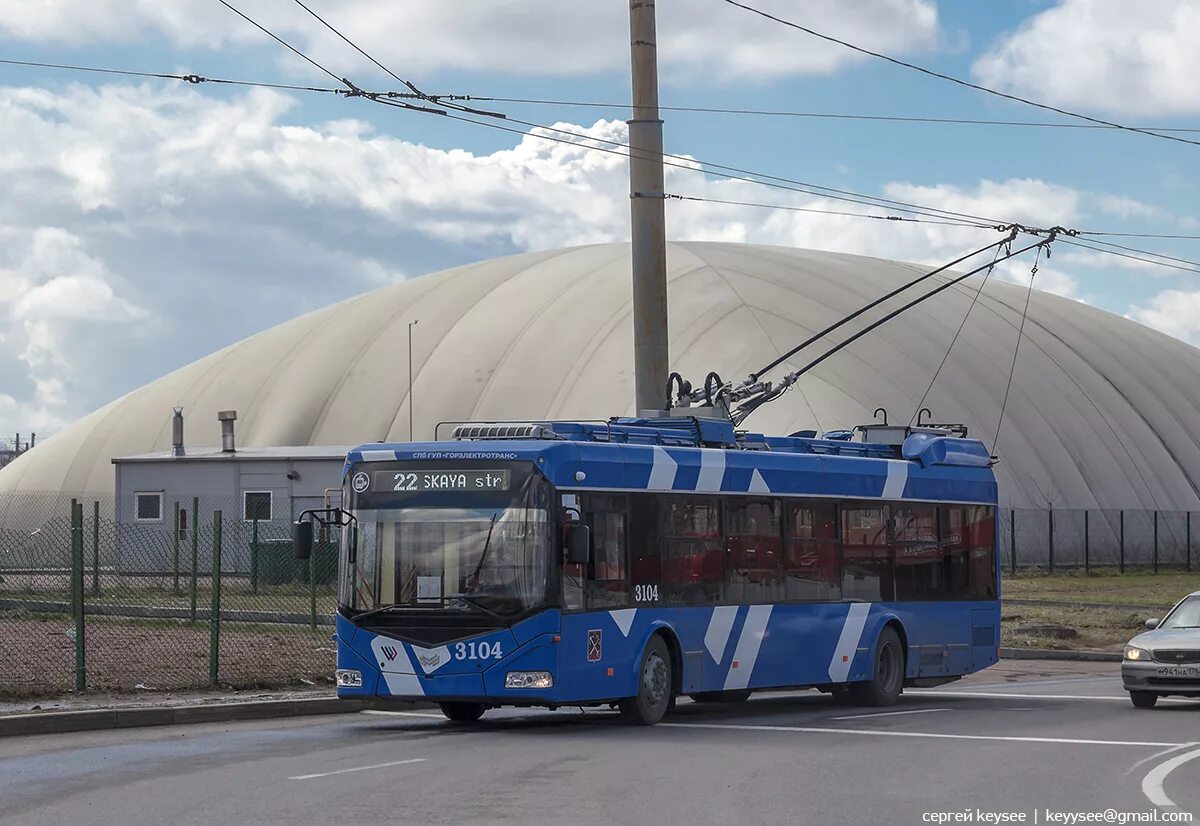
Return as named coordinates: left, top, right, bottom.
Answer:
left=340, top=463, right=555, bottom=618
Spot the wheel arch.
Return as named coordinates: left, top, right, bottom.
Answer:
left=876, top=615, right=910, bottom=677
left=639, top=620, right=684, bottom=696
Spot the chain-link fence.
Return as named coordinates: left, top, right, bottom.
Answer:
left=1002, top=508, right=1197, bottom=573
left=3, top=493, right=1197, bottom=698
left=0, top=493, right=336, bottom=698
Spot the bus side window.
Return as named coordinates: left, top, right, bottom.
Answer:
left=842, top=504, right=894, bottom=602
left=893, top=504, right=942, bottom=601
left=725, top=498, right=783, bottom=604
left=784, top=501, right=840, bottom=601
left=628, top=494, right=662, bottom=605
left=662, top=496, right=723, bottom=605
left=584, top=498, right=629, bottom=609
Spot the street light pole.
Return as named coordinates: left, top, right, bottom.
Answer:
left=628, top=0, right=669, bottom=415
left=408, top=319, right=419, bottom=441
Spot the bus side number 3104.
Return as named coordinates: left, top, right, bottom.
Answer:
left=455, top=641, right=503, bottom=660
left=633, top=584, right=660, bottom=603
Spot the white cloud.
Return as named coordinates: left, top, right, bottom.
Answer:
left=0, top=81, right=1159, bottom=438
left=1127, top=289, right=1200, bottom=345
left=0, top=0, right=941, bottom=81
left=973, top=0, right=1200, bottom=117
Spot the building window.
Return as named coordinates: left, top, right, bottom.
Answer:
left=135, top=492, right=163, bottom=522
left=243, top=491, right=272, bottom=522
left=177, top=507, right=188, bottom=541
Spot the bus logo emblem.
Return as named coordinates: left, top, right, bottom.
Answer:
left=381, top=645, right=400, bottom=662
left=418, top=653, right=441, bottom=668
left=587, top=630, right=602, bottom=662
left=352, top=472, right=370, bottom=493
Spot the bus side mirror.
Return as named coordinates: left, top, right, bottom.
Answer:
left=1145, top=618, right=1160, bottom=630
left=566, top=524, right=590, bottom=565
left=293, top=520, right=313, bottom=561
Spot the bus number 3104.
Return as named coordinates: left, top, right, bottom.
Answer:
left=455, top=641, right=503, bottom=660
left=633, top=584, right=660, bottom=603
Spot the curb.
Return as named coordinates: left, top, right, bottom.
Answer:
left=1000, top=647, right=1123, bottom=663
left=1004, top=598, right=1165, bottom=613
left=0, top=696, right=367, bottom=738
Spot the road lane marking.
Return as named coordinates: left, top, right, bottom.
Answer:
left=832, top=708, right=951, bottom=721
left=361, top=710, right=444, bottom=718
left=1142, top=744, right=1200, bottom=809
left=289, top=758, right=427, bottom=780
left=913, top=690, right=1195, bottom=703
left=1127, top=742, right=1200, bottom=776
left=662, top=722, right=1181, bottom=748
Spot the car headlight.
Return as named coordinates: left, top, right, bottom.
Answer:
left=505, top=671, right=553, bottom=689
left=336, top=668, right=363, bottom=687
left=1124, top=646, right=1151, bottom=662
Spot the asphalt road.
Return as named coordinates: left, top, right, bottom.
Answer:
left=2, top=661, right=1197, bottom=826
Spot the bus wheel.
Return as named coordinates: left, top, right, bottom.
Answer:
left=439, top=702, right=486, bottom=722
left=619, top=635, right=674, bottom=725
left=689, top=690, right=751, bottom=703
left=852, top=627, right=904, bottom=707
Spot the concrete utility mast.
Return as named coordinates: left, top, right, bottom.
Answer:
left=628, top=0, right=669, bottom=415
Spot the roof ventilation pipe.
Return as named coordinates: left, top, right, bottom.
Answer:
left=172, top=407, right=185, bottom=457
left=217, top=410, right=237, bottom=453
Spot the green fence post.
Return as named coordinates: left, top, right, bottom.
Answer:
left=210, top=510, right=222, bottom=685
left=1119, top=510, right=1125, bottom=574
left=309, top=535, right=317, bottom=631
left=1010, top=509, right=1017, bottom=575
left=91, top=501, right=100, bottom=597
left=251, top=518, right=259, bottom=594
left=1047, top=508, right=1054, bottom=573
left=172, top=501, right=181, bottom=595
left=1153, top=511, right=1159, bottom=574
left=190, top=497, right=199, bottom=624
left=72, top=501, right=86, bottom=692
left=1083, top=510, right=1090, bottom=574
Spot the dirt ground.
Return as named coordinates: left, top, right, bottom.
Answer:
left=0, top=613, right=335, bottom=698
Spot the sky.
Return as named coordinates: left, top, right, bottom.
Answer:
left=0, top=0, right=1198, bottom=444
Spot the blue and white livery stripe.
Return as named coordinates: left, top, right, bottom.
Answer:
left=882, top=460, right=909, bottom=499
left=703, top=605, right=739, bottom=661
left=828, top=603, right=872, bottom=682
left=723, top=605, right=773, bottom=690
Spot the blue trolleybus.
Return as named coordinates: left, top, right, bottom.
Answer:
left=296, top=414, right=999, bottom=725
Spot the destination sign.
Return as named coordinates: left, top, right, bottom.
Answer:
left=370, top=469, right=510, bottom=493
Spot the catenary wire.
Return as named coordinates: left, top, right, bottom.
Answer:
left=215, top=0, right=346, bottom=87
left=0, top=57, right=352, bottom=94
left=462, top=95, right=1200, bottom=134
left=1059, top=239, right=1200, bottom=275
left=993, top=246, right=1043, bottom=450
left=663, top=193, right=991, bottom=229
left=719, top=0, right=1200, bottom=149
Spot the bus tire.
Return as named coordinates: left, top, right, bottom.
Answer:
left=439, top=702, right=486, bottom=722
left=619, top=635, right=674, bottom=725
left=689, top=690, right=752, bottom=703
left=851, top=626, right=904, bottom=707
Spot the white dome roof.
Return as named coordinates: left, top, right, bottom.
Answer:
left=3, top=241, right=1199, bottom=509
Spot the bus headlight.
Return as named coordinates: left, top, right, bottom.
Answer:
left=506, top=671, right=553, bottom=689
left=1124, top=646, right=1150, bottom=662
left=336, top=669, right=363, bottom=687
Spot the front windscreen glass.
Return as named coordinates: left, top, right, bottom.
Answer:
left=1159, top=595, right=1200, bottom=629
left=339, top=463, right=554, bottom=618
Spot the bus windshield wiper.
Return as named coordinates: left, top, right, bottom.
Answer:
left=351, top=604, right=409, bottom=623
left=444, top=592, right=508, bottom=620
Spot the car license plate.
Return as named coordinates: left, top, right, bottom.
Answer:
left=1156, top=666, right=1200, bottom=678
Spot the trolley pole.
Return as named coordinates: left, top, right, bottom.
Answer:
left=628, top=0, right=669, bottom=414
